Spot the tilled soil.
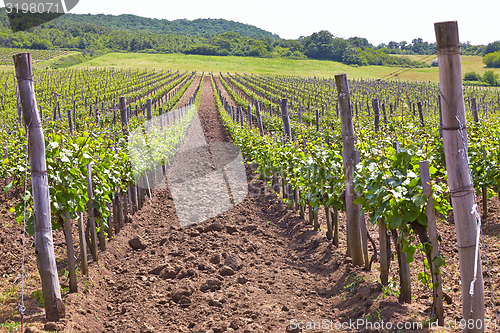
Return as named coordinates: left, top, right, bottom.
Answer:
left=0, top=75, right=500, bottom=333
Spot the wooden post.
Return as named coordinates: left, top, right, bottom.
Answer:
left=3, top=146, right=8, bottom=189
left=112, top=194, right=120, bottom=234
left=97, top=209, right=106, bottom=251
left=67, top=110, right=73, bottom=133
left=392, top=229, right=412, bottom=303
left=435, top=21, right=484, bottom=330
left=13, top=53, right=64, bottom=321
left=119, top=96, right=129, bottom=136
left=77, top=212, right=88, bottom=275
left=72, top=102, right=76, bottom=131
left=379, top=218, right=389, bottom=286
left=372, top=99, right=380, bottom=131
left=147, top=99, right=152, bottom=121
left=247, top=105, right=253, bottom=127
left=471, top=98, right=479, bottom=123
left=315, top=109, right=320, bottom=132
left=106, top=202, right=114, bottom=239
left=255, top=101, right=264, bottom=135
left=438, top=97, right=443, bottom=138
left=417, top=101, right=425, bottom=126
left=419, top=161, right=444, bottom=325
left=332, top=207, right=339, bottom=247
left=62, top=211, right=77, bottom=292
left=356, top=151, right=369, bottom=271
left=86, top=163, right=98, bottom=262
left=393, top=141, right=411, bottom=302
left=131, top=184, right=138, bottom=214
left=335, top=73, right=363, bottom=267
left=239, top=106, right=244, bottom=128
left=325, top=206, right=333, bottom=240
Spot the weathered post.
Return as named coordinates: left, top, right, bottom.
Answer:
left=86, top=163, right=99, bottom=262
left=435, top=21, right=484, bottom=331
left=62, top=211, right=77, bottom=292
left=147, top=99, right=152, bottom=121
left=372, top=99, right=380, bottom=131
left=247, top=104, right=252, bottom=127
left=419, top=161, right=444, bottom=325
left=379, top=218, right=389, bottom=286
left=417, top=101, right=425, bottom=126
left=13, top=52, right=65, bottom=321
left=471, top=98, right=479, bottom=123
left=335, top=73, right=364, bottom=267
left=119, top=96, right=129, bottom=136
left=255, top=101, right=264, bottom=135
left=77, top=212, right=88, bottom=275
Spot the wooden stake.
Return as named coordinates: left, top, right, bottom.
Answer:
left=372, top=99, right=380, bottom=131
left=435, top=21, right=484, bottom=330
left=335, top=73, right=363, bottom=267
left=86, top=163, right=98, bottom=262
left=419, top=160, right=444, bottom=325
left=417, top=101, right=425, bottom=126
left=77, top=212, right=88, bottom=275
left=119, top=96, right=129, bottom=136
left=255, top=101, right=264, bottom=135
left=247, top=105, right=253, bottom=127
left=281, top=99, right=292, bottom=140
left=332, top=207, right=339, bottom=247
left=325, top=206, right=333, bottom=240
left=62, top=211, right=77, bottom=293
left=379, top=218, right=389, bottom=286
left=14, top=53, right=64, bottom=321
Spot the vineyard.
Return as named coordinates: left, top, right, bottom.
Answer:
left=0, top=23, right=500, bottom=333
left=0, top=48, right=69, bottom=66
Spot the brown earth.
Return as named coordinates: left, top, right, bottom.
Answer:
left=0, top=75, right=499, bottom=332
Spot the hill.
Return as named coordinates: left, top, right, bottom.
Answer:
left=52, top=13, right=280, bottom=40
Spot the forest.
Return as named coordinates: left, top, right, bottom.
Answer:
left=0, top=8, right=497, bottom=68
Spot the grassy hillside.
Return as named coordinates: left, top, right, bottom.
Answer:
left=72, top=53, right=499, bottom=82
left=396, top=54, right=500, bottom=76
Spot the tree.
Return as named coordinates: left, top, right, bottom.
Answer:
left=483, top=41, right=500, bottom=55
left=482, top=70, right=499, bottom=86
left=348, top=37, right=371, bottom=50
left=388, top=41, right=399, bottom=49
left=464, top=71, right=481, bottom=81
left=483, top=51, right=500, bottom=68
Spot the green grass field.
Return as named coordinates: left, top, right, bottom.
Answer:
left=72, top=52, right=500, bottom=82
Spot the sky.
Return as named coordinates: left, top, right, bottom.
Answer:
left=71, top=0, right=499, bottom=46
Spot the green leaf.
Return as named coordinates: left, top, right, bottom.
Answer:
left=353, top=197, right=365, bottom=205
left=405, top=245, right=417, bottom=263
left=388, top=214, right=402, bottom=229
left=3, top=180, right=14, bottom=196
left=432, top=254, right=446, bottom=268
left=417, top=213, right=428, bottom=226
left=412, top=194, right=428, bottom=209
left=422, top=242, right=432, bottom=254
